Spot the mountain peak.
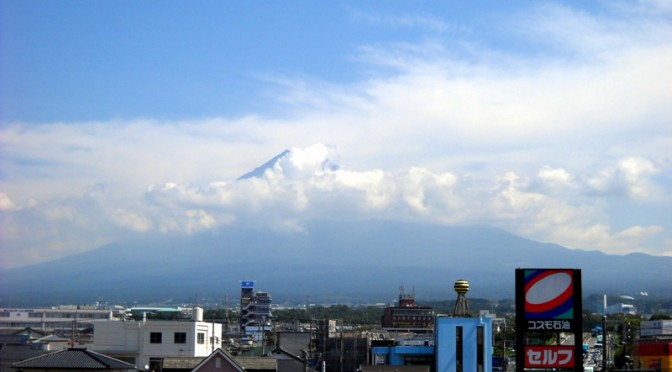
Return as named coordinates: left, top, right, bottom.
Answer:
left=238, top=149, right=291, bottom=180
left=237, top=143, right=338, bottom=180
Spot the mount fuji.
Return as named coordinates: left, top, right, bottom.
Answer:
left=1, top=147, right=670, bottom=306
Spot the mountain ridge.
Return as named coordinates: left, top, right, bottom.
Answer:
left=1, top=219, right=669, bottom=307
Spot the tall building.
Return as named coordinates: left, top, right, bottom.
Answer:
left=239, top=281, right=255, bottom=332
left=239, top=281, right=272, bottom=336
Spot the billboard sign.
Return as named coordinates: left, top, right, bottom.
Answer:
left=517, top=269, right=581, bottom=332
left=525, top=346, right=575, bottom=368
left=241, top=281, right=255, bottom=288
left=516, top=269, right=583, bottom=372
left=524, top=269, right=574, bottom=319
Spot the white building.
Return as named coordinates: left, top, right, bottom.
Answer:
left=0, top=307, right=115, bottom=331
left=640, top=320, right=672, bottom=337
left=605, top=302, right=637, bottom=315
left=90, top=308, right=222, bottom=370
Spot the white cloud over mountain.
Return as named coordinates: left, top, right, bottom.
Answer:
left=1, top=1, right=671, bottom=268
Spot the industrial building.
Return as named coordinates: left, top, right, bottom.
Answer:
left=0, top=306, right=115, bottom=332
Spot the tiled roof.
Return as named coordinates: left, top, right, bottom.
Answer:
left=193, top=348, right=245, bottom=372
left=11, top=348, right=137, bottom=370
left=163, top=356, right=203, bottom=369
left=236, top=357, right=277, bottom=370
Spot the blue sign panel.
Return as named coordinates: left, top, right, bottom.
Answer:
left=241, top=281, right=255, bottom=288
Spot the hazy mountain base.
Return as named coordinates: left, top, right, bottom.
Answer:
left=1, top=220, right=670, bottom=307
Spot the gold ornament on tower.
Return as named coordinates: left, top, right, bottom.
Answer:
left=453, top=279, right=471, bottom=317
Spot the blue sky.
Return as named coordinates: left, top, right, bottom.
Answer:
left=1, top=1, right=671, bottom=269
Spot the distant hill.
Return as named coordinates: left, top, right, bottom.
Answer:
left=1, top=220, right=670, bottom=307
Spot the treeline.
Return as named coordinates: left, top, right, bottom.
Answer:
left=204, top=298, right=517, bottom=325
left=274, top=305, right=384, bottom=324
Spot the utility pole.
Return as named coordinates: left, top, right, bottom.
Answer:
left=602, top=315, right=608, bottom=372
left=602, top=294, right=608, bottom=372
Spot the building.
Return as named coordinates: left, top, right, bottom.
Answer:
left=11, top=347, right=136, bottom=372
left=634, top=339, right=672, bottom=372
left=370, top=343, right=435, bottom=367
left=381, top=287, right=434, bottom=331
left=268, top=347, right=306, bottom=372
left=0, top=307, right=114, bottom=332
left=90, top=307, right=222, bottom=371
left=239, top=282, right=272, bottom=338
left=371, top=280, right=493, bottom=372
left=0, top=329, right=51, bottom=372
left=605, top=303, right=637, bottom=315
left=190, top=348, right=277, bottom=372
left=639, top=320, right=672, bottom=338
left=435, top=316, right=492, bottom=372
left=192, top=348, right=245, bottom=372
left=633, top=320, right=672, bottom=372
left=370, top=316, right=493, bottom=372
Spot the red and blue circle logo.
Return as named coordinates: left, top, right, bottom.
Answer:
left=524, top=269, right=574, bottom=319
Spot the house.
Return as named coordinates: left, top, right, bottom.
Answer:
left=235, top=357, right=276, bottom=372
left=158, top=349, right=280, bottom=372
left=0, top=345, right=48, bottom=372
left=10, top=347, right=136, bottom=372
left=191, top=348, right=243, bottom=372
left=268, top=347, right=305, bottom=372
left=0, top=328, right=62, bottom=372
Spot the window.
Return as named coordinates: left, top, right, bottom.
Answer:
left=477, top=326, right=484, bottom=372
left=150, top=332, right=162, bottom=344
left=174, top=332, right=186, bottom=344
left=197, top=332, right=205, bottom=344
left=456, top=326, right=463, bottom=372
left=149, top=357, right=163, bottom=372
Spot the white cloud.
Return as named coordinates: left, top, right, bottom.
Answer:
left=587, top=156, right=663, bottom=200
left=0, top=193, right=16, bottom=210
left=111, top=209, right=152, bottom=232
left=347, top=7, right=463, bottom=34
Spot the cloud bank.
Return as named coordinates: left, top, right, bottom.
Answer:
left=1, top=1, right=671, bottom=268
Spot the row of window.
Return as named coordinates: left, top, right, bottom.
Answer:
left=0, top=312, right=108, bottom=319
left=149, top=332, right=205, bottom=344
left=0, top=322, right=92, bottom=328
left=393, top=316, right=433, bottom=320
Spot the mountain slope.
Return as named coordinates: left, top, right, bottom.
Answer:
left=0, top=220, right=669, bottom=306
